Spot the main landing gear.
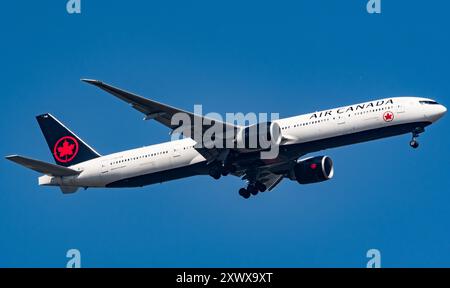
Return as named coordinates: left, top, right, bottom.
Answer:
left=238, top=182, right=267, bottom=199
left=208, top=167, right=222, bottom=180
left=208, top=163, right=236, bottom=180
left=409, top=127, right=424, bottom=149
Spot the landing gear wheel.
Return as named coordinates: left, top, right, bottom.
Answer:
left=409, top=127, right=424, bottom=149
left=209, top=168, right=221, bottom=180
left=221, top=168, right=229, bottom=176
left=247, top=185, right=259, bottom=196
left=409, top=140, right=419, bottom=149
left=239, top=188, right=250, bottom=199
left=255, top=182, right=267, bottom=192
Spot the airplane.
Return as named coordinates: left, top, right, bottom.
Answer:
left=5, top=79, right=447, bottom=198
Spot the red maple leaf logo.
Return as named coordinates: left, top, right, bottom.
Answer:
left=53, top=136, right=79, bottom=163
left=383, top=111, right=394, bottom=122
left=57, top=140, right=75, bottom=158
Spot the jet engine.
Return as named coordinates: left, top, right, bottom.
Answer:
left=291, top=156, right=334, bottom=184
left=235, top=122, right=282, bottom=150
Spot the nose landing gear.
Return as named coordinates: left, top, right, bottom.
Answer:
left=409, top=140, right=419, bottom=149
left=409, top=127, right=424, bottom=149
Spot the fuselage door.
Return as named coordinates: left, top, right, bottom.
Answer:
left=173, top=147, right=181, bottom=158
left=101, top=160, right=109, bottom=175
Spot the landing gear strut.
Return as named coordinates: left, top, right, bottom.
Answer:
left=409, top=127, right=424, bottom=149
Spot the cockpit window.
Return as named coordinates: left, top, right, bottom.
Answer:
left=419, top=100, right=439, bottom=105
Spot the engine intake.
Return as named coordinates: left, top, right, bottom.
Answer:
left=235, top=122, right=281, bottom=150
left=292, top=156, right=334, bottom=184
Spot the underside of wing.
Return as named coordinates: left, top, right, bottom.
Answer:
left=237, top=157, right=298, bottom=192
left=256, top=172, right=284, bottom=191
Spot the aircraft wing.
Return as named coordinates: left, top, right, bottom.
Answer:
left=82, top=79, right=296, bottom=183
left=237, top=157, right=296, bottom=192
left=5, top=155, right=81, bottom=176
left=82, top=79, right=239, bottom=138
left=237, top=168, right=285, bottom=191
left=256, top=172, right=284, bottom=191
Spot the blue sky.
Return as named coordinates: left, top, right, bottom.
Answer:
left=0, top=1, right=449, bottom=267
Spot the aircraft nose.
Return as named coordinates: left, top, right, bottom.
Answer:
left=438, top=104, right=447, bottom=117
left=430, top=104, right=447, bottom=122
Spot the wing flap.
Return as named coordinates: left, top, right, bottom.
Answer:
left=263, top=174, right=284, bottom=191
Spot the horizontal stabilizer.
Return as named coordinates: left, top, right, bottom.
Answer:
left=5, top=155, right=81, bottom=177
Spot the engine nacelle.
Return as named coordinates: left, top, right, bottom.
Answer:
left=235, top=122, right=282, bottom=150
left=292, top=156, right=334, bottom=184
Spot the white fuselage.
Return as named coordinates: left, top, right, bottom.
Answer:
left=38, top=97, right=446, bottom=189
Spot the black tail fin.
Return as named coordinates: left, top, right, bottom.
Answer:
left=36, top=113, right=101, bottom=167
